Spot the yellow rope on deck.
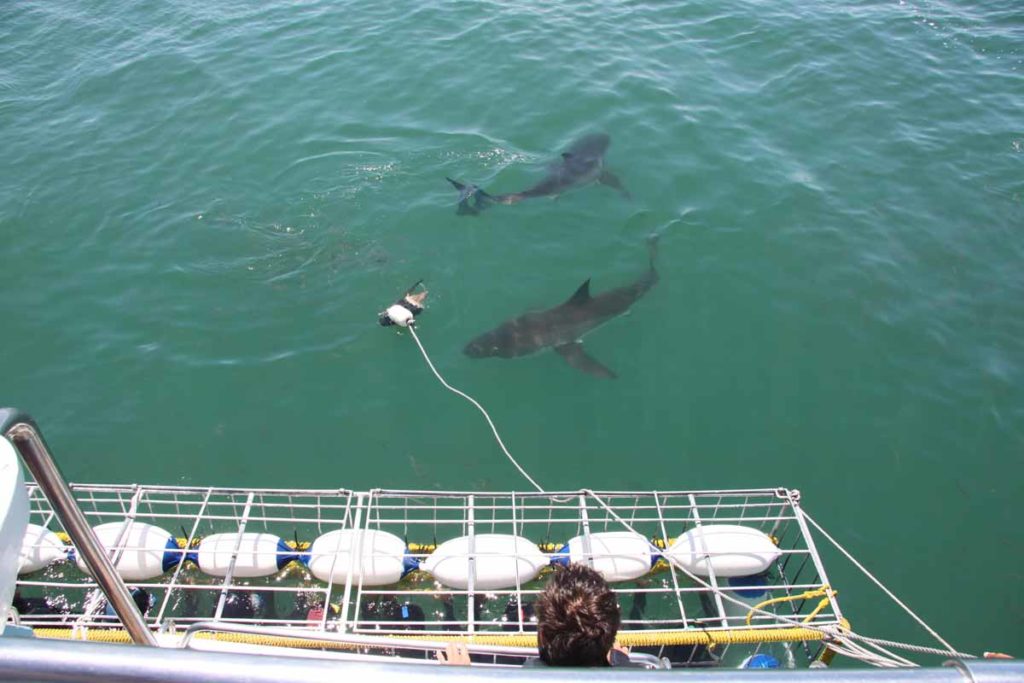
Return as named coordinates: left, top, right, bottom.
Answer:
left=33, top=621, right=848, bottom=649
left=403, top=624, right=842, bottom=648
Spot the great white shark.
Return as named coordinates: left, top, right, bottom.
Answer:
left=463, top=237, right=658, bottom=378
left=447, top=133, right=629, bottom=215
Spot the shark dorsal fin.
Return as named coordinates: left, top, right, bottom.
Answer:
left=562, top=152, right=574, bottom=160
left=566, top=279, right=591, bottom=306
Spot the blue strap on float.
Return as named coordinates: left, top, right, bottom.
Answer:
left=402, top=548, right=418, bottom=577
left=549, top=543, right=571, bottom=567
left=162, top=536, right=185, bottom=573
left=648, top=543, right=661, bottom=567
left=276, top=538, right=299, bottom=570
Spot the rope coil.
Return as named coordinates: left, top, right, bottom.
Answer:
left=744, top=585, right=836, bottom=626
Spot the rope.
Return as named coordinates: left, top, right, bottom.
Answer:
left=826, top=637, right=915, bottom=668
left=405, top=324, right=545, bottom=493
left=744, top=585, right=835, bottom=626
left=799, top=510, right=969, bottom=658
left=843, top=633, right=977, bottom=660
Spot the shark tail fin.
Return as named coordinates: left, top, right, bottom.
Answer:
left=447, top=177, right=496, bottom=215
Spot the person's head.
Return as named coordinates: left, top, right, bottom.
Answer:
left=535, top=563, right=621, bottom=666
left=130, top=587, right=152, bottom=615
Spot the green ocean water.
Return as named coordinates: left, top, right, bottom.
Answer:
left=1, top=0, right=1022, bottom=662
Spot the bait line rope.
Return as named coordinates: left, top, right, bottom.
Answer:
left=406, top=324, right=545, bottom=493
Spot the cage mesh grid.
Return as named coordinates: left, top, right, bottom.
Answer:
left=15, top=484, right=842, bottom=646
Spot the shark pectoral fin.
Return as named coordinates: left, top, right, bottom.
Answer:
left=598, top=170, right=631, bottom=199
left=555, top=342, right=617, bottom=379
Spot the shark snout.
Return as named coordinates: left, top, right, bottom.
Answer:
left=464, top=333, right=507, bottom=357
left=463, top=339, right=488, bottom=358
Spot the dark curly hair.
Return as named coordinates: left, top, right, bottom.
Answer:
left=535, top=563, right=621, bottom=666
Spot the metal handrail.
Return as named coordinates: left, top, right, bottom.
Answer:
left=1, top=407, right=158, bottom=646
left=1, top=637, right=1022, bottom=682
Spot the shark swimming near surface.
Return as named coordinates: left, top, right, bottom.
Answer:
left=463, top=237, right=658, bottom=378
left=447, top=133, right=629, bottom=215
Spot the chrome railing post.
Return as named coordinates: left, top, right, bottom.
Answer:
left=1, top=408, right=158, bottom=646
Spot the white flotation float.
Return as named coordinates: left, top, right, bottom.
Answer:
left=74, top=521, right=182, bottom=582
left=0, top=438, right=29, bottom=636
left=551, top=531, right=658, bottom=582
left=18, top=524, right=67, bottom=575
left=196, top=532, right=298, bottom=578
left=421, top=534, right=547, bottom=590
left=306, top=529, right=415, bottom=586
left=665, top=524, right=780, bottom=578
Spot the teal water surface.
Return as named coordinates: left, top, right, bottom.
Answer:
left=2, top=0, right=1022, bottom=661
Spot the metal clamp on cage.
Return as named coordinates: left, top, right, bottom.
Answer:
left=378, top=280, right=428, bottom=327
